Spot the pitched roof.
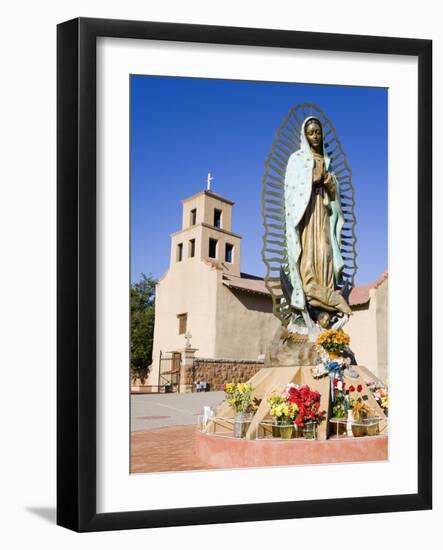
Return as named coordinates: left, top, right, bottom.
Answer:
left=223, top=271, right=388, bottom=306
left=222, top=273, right=269, bottom=295
left=348, top=271, right=388, bottom=306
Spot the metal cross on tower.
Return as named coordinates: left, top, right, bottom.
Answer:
left=206, top=172, right=214, bottom=191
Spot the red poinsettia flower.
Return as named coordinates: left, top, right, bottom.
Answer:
left=357, top=384, right=363, bottom=392
left=289, top=384, right=326, bottom=423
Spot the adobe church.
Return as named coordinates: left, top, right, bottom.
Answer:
left=147, top=187, right=388, bottom=387
left=148, top=188, right=280, bottom=387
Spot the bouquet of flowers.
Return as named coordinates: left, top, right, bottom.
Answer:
left=266, top=392, right=299, bottom=439
left=285, top=384, right=325, bottom=428
left=271, top=402, right=299, bottom=425
left=347, top=384, right=373, bottom=420
left=366, top=382, right=389, bottom=415
left=267, top=394, right=298, bottom=425
left=316, top=329, right=350, bottom=356
left=351, top=397, right=372, bottom=422
left=332, top=378, right=348, bottom=419
left=224, top=383, right=254, bottom=413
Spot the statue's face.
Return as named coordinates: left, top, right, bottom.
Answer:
left=317, top=311, right=331, bottom=329
left=305, top=121, right=322, bottom=149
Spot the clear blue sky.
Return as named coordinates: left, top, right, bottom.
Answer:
left=131, top=75, right=387, bottom=286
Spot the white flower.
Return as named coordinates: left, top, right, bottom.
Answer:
left=337, top=381, right=343, bottom=391
left=311, top=364, right=328, bottom=378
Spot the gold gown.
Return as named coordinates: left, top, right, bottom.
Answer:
left=299, top=152, right=352, bottom=315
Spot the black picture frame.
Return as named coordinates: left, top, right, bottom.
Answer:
left=57, top=17, right=432, bottom=532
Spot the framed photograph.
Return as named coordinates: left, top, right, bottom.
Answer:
left=57, top=17, right=432, bottom=532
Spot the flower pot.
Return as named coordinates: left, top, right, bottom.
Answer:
left=293, top=425, right=304, bottom=438
left=279, top=425, right=294, bottom=439
left=271, top=422, right=280, bottom=438
left=351, top=424, right=366, bottom=437
left=233, top=412, right=251, bottom=438
left=334, top=421, right=347, bottom=436
left=303, top=422, right=317, bottom=440
left=365, top=420, right=379, bottom=436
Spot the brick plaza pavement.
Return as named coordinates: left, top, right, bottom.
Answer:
left=131, top=425, right=215, bottom=473
left=130, top=392, right=224, bottom=473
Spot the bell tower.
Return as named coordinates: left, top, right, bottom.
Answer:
left=169, top=188, right=241, bottom=277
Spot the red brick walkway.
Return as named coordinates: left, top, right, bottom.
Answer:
left=131, top=425, right=215, bottom=474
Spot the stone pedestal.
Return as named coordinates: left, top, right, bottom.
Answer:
left=178, top=347, right=198, bottom=393
left=209, top=365, right=331, bottom=440
left=207, top=333, right=387, bottom=440
left=264, top=326, right=322, bottom=367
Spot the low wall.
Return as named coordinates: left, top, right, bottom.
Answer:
left=195, top=432, right=388, bottom=468
left=182, top=358, right=264, bottom=391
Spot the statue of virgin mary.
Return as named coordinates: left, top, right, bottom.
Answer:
left=283, top=116, right=352, bottom=329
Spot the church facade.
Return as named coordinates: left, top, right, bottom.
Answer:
left=148, top=188, right=388, bottom=387
left=148, top=189, right=280, bottom=387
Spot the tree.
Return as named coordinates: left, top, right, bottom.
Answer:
left=131, top=273, right=156, bottom=383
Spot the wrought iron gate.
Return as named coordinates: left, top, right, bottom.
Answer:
left=158, top=351, right=181, bottom=393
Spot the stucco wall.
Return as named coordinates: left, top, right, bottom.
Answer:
left=199, top=224, right=241, bottom=277
left=375, top=279, right=388, bottom=383
left=150, top=265, right=281, bottom=386
left=148, top=261, right=220, bottom=385
left=346, top=301, right=378, bottom=374
left=170, top=222, right=241, bottom=277
left=214, top=277, right=280, bottom=360
left=182, top=192, right=233, bottom=233
left=346, top=278, right=389, bottom=384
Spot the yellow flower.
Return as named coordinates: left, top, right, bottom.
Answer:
left=316, top=329, right=350, bottom=349
left=267, top=393, right=284, bottom=408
